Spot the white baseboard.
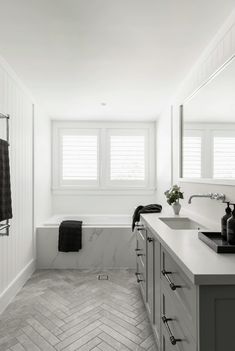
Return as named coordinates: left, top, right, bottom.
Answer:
left=0, top=259, right=35, bottom=314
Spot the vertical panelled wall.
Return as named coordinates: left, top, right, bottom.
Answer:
left=172, top=11, right=235, bottom=222
left=173, top=12, right=235, bottom=183
left=34, top=107, right=51, bottom=226
left=156, top=11, right=235, bottom=218
left=0, top=61, right=34, bottom=312
left=155, top=105, right=173, bottom=205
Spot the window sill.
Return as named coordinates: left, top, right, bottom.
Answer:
left=179, top=177, right=235, bottom=186
left=52, top=187, right=156, bottom=196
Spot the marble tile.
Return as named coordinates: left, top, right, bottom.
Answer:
left=37, top=227, right=136, bottom=269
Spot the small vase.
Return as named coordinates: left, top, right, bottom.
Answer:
left=172, top=201, right=181, bottom=215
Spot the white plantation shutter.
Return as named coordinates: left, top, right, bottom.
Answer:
left=214, top=136, right=235, bottom=179
left=110, top=135, right=145, bottom=181
left=183, top=136, right=202, bottom=178
left=53, top=122, right=155, bottom=190
left=62, top=134, right=98, bottom=182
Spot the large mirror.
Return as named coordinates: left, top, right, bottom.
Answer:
left=180, top=57, right=235, bottom=183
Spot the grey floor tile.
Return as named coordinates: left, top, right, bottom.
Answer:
left=0, top=270, right=156, bottom=351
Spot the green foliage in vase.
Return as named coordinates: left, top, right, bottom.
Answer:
left=164, top=184, right=184, bottom=205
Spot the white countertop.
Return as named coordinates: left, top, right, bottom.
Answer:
left=141, top=208, right=235, bottom=285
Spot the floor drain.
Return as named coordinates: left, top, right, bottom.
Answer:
left=98, top=274, right=109, bottom=280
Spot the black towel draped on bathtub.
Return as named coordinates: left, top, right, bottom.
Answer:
left=58, top=220, right=82, bottom=252
left=0, top=139, right=12, bottom=222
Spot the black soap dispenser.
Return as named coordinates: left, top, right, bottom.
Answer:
left=227, top=204, right=235, bottom=245
left=221, top=202, right=232, bottom=240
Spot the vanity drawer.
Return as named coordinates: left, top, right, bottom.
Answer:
left=161, top=328, right=177, bottom=351
left=136, top=229, right=146, bottom=268
left=137, top=251, right=145, bottom=271
left=161, top=248, right=197, bottom=336
left=161, top=285, right=197, bottom=351
left=136, top=254, right=146, bottom=299
left=136, top=228, right=147, bottom=253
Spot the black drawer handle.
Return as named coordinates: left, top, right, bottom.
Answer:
left=147, top=237, right=154, bottom=242
left=135, top=272, right=143, bottom=283
left=162, top=315, right=181, bottom=345
left=161, top=270, right=181, bottom=291
left=135, top=248, right=141, bottom=252
left=136, top=225, right=146, bottom=231
left=137, top=253, right=144, bottom=257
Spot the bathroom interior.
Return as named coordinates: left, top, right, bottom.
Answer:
left=0, top=1, right=235, bottom=350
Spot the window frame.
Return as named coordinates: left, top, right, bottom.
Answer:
left=212, top=130, right=235, bottom=179
left=182, top=123, right=235, bottom=181
left=58, top=128, right=100, bottom=187
left=52, top=121, right=156, bottom=194
left=183, top=129, right=204, bottom=179
left=105, top=128, right=149, bottom=188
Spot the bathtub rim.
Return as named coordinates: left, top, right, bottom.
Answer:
left=37, top=224, right=132, bottom=229
left=39, top=214, right=132, bottom=229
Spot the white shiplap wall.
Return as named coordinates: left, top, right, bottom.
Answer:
left=173, top=10, right=235, bottom=183
left=0, top=59, right=34, bottom=312
left=176, top=13, right=235, bottom=104
left=173, top=10, right=235, bottom=222
left=156, top=9, right=235, bottom=219
left=34, top=107, right=51, bottom=226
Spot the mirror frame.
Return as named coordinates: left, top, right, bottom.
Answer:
left=179, top=54, right=235, bottom=185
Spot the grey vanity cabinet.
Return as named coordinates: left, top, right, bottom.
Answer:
left=160, top=246, right=235, bottom=351
left=136, top=218, right=235, bottom=351
left=146, top=228, right=154, bottom=323
left=153, top=236, right=161, bottom=346
left=136, top=227, right=147, bottom=300
left=135, top=226, right=156, bottom=322
left=161, top=329, right=175, bottom=351
left=161, top=284, right=196, bottom=351
left=135, top=226, right=161, bottom=348
left=136, top=224, right=197, bottom=351
left=198, top=285, right=235, bottom=351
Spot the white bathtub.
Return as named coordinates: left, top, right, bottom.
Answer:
left=36, top=214, right=135, bottom=269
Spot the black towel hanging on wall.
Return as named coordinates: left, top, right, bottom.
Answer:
left=0, top=139, right=12, bottom=222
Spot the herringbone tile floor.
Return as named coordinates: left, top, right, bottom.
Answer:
left=0, top=270, right=157, bottom=351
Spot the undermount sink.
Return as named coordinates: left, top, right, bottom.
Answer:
left=159, top=217, right=205, bottom=230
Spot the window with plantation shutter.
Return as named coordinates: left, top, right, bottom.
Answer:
left=110, top=135, right=145, bottom=181
left=213, top=136, right=235, bottom=179
left=52, top=122, right=155, bottom=192
left=62, top=135, right=98, bottom=181
left=182, top=124, right=235, bottom=180
left=183, top=135, right=202, bottom=178
left=53, top=127, right=100, bottom=187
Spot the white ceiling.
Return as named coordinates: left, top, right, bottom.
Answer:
left=0, top=0, right=234, bottom=120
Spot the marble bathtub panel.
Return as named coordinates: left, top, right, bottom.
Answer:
left=36, top=227, right=136, bottom=269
